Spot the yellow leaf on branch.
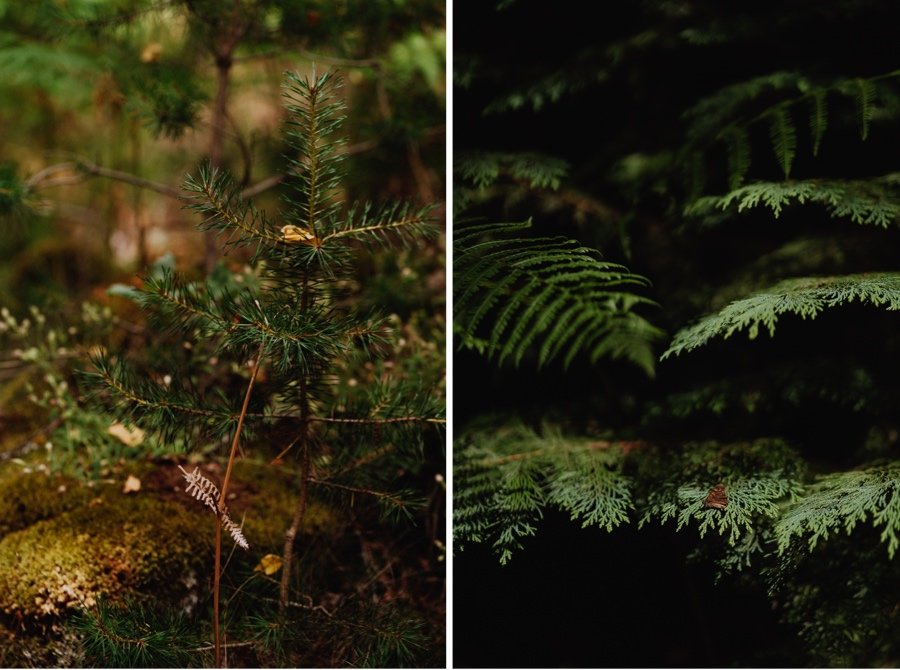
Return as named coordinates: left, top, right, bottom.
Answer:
left=253, top=553, right=283, bottom=575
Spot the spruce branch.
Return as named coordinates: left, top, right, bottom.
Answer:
left=308, top=477, right=410, bottom=510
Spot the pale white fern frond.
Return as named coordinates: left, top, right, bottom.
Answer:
left=220, top=511, right=249, bottom=550
left=178, top=465, right=219, bottom=513
left=178, top=465, right=250, bottom=550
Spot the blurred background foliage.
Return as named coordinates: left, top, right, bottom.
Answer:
left=0, top=1, right=444, bottom=666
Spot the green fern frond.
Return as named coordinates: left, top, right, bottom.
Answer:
left=684, top=151, right=707, bottom=203
left=455, top=152, right=569, bottom=190
left=724, top=126, right=751, bottom=190
left=483, top=67, right=602, bottom=114
left=682, top=70, right=900, bottom=184
left=638, top=439, right=805, bottom=546
left=455, top=422, right=633, bottom=564
left=641, top=472, right=801, bottom=546
left=455, top=220, right=662, bottom=374
left=775, top=463, right=900, bottom=557
left=686, top=177, right=900, bottom=226
left=809, top=90, right=828, bottom=156
left=662, top=273, right=900, bottom=358
left=855, top=78, right=876, bottom=141
left=768, top=106, right=797, bottom=179
left=682, top=71, right=808, bottom=145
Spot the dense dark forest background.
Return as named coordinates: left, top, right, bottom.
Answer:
left=454, top=1, right=900, bottom=667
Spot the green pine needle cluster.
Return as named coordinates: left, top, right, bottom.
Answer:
left=74, top=600, right=199, bottom=668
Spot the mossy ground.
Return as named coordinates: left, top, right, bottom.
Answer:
left=0, top=470, right=91, bottom=536
left=0, top=491, right=213, bottom=618
left=0, top=454, right=347, bottom=665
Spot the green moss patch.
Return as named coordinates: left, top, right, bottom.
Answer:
left=0, top=471, right=91, bottom=536
left=229, top=460, right=344, bottom=551
left=0, top=493, right=212, bottom=618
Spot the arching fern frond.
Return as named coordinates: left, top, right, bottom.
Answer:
left=455, top=422, right=634, bottom=564
left=662, top=273, right=900, bottom=358
left=681, top=69, right=900, bottom=189
left=455, top=220, right=663, bottom=373
left=682, top=71, right=808, bottom=146
left=775, top=463, right=900, bottom=558
left=686, top=176, right=900, bottom=227
left=483, top=68, right=600, bottom=114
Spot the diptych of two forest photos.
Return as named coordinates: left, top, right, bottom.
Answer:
left=2, top=1, right=900, bottom=668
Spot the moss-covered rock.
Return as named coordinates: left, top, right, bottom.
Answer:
left=0, top=492, right=213, bottom=618
left=230, top=460, right=344, bottom=552
left=0, top=470, right=91, bottom=536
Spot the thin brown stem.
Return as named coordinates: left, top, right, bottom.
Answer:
left=308, top=477, right=406, bottom=507
left=214, top=341, right=265, bottom=668
left=31, top=159, right=285, bottom=202
left=279, top=433, right=311, bottom=611
left=310, top=415, right=446, bottom=425
left=280, top=272, right=312, bottom=612
left=79, top=161, right=182, bottom=198
left=240, top=173, right=284, bottom=198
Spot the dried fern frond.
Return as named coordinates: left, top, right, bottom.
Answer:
left=178, top=465, right=219, bottom=513
left=221, top=513, right=249, bottom=550
left=178, top=465, right=249, bottom=550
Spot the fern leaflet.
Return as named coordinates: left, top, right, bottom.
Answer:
left=455, top=220, right=662, bottom=373
left=855, top=78, right=876, bottom=141
left=638, top=439, right=805, bottom=546
left=768, top=106, right=797, bottom=179
left=686, top=177, right=900, bottom=227
left=775, top=464, right=900, bottom=558
left=455, top=422, right=633, bottom=564
left=640, top=472, right=802, bottom=546
left=724, top=126, right=751, bottom=190
left=809, top=90, right=828, bottom=156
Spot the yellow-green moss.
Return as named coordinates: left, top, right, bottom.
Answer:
left=0, top=493, right=213, bottom=618
left=0, top=470, right=91, bottom=537
left=230, top=460, right=344, bottom=551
